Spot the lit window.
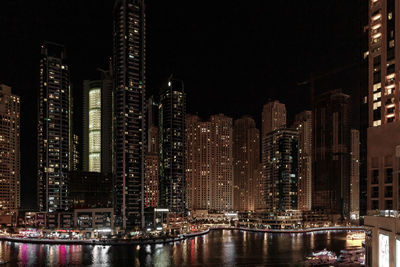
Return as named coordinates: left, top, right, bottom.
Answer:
left=373, top=120, right=381, bottom=127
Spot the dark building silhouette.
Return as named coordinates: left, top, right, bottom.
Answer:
left=68, top=171, right=112, bottom=209
left=159, top=78, right=186, bottom=216
left=313, top=89, right=351, bottom=218
left=37, top=42, right=72, bottom=212
left=113, top=0, right=146, bottom=229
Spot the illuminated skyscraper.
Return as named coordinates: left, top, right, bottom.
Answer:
left=159, top=78, right=186, bottom=216
left=367, top=0, right=400, bottom=212
left=82, top=69, right=113, bottom=174
left=293, top=111, right=312, bottom=211
left=233, top=116, right=259, bottom=211
left=263, top=129, right=298, bottom=212
left=144, top=153, right=158, bottom=208
left=37, top=42, right=72, bottom=212
left=0, top=84, right=20, bottom=215
left=186, top=114, right=233, bottom=212
left=113, top=0, right=146, bottom=229
left=144, top=95, right=159, bottom=208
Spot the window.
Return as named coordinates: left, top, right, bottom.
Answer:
left=372, top=169, right=379, bottom=184
left=372, top=186, right=379, bottom=198
left=372, top=200, right=379, bottom=209
left=385, top=186, right=393, bottom=197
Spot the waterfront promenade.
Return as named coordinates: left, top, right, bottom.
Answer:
left=0, top=226, right=365, bottom=246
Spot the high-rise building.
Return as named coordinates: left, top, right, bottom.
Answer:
left=254, top=164, right=264, bottom=211
left=350, top=129, right=360, bottom=219
left=261, top=100, right=286, bottom=140
left=263, top=128, right=298, bottom=212
left=186, top=114, right=233, bottom=212
left=293, top=111, right=312, bottom=211
left=261, top=101, right=286, bottom=175
left=72, top=134, right=79, bottom=171
left=113, top=0, right=146, bottom=229
left=159, top=78, right=186, bottom=216
left=144, top=95, right=159, bottom=209
left=144, top=153, right=158, bottom=208
left=147, top=96, right=158, bottom=153
left=233, top=116, right=259, bottom=211
left=0, top=84, right=20, bottom=215
left=367, top=0, right=400, bottom=212
left=68, top=171, right=113, bottom=209
left=82, top=69, right=113, bottom=174
left=38, top=42, right=72, bottom=212
left=313, top=89, right=351, bottom=218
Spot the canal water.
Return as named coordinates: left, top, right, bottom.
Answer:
left=0, top=230, right=362, bottom=266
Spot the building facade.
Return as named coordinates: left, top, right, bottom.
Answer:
left=113, top=0, right=146, bottom=229
left=0, top=84, right=20, bottom=215
left=159, top=78, right=186, bottom=216
left=144, top=95, right=159, bottom=209
left=313, top=89, right=351, bottom=218
left=233, top=116, right=260, bottom=211
left=367, top=0, right=400, bottom=212
left=186, top=114, right=233, bottom=212
left=350, top=129, right=360, bottom=219
left=263, top=128, right=298, bottom=212
left=82, top=69, right=113, bottom=174
left=144, top=153, right=159, bottom=208
left=261, top=100, right=287, bottom=140
left=37, top=42, right=72, bottom=212
left=68, top=171, right=113, bottom=209
left=293, top=111, right=312, bottom=211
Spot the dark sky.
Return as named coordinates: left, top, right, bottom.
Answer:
left=0, top=0, right=364, bottom=209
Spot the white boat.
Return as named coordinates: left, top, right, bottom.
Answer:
left=305, top=249, right=337, bottom=266
left=346, top=231, right=365, bottom=240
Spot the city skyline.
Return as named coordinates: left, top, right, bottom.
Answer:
left=0, top=0, right=386, bottom=266
left=0, top=1, right=365, bottom=209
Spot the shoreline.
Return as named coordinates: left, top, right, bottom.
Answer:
left=0, top=226, right=364, bottom=246
left=211, top=225, right=365, bottom=234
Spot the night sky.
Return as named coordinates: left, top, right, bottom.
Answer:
left=0, top=0, right=364, bottom=209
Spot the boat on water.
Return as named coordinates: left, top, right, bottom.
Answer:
left=346, top=231, right=365, bottom=240
left=305, top=249, right=337, bottom=266
left=337, top=248, right=365, bottom=265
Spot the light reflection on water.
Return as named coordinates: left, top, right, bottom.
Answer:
left=0, top=230, right=356, bottom=266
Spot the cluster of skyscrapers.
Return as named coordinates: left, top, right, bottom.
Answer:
left=1, top=0, right=400, bottom=231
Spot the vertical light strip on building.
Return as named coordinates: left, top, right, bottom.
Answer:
left=89, top=88, right=101, bottom=172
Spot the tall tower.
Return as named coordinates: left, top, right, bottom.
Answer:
left=159, top=78, right=186, bottom=216
left=186, top=114, right=233, bottom=212
left=0, top=84, right=20, bottom=215
left=313, top=89, right=351, bottom=218
left=82, top=69, right=113, bottom=174
left=144, top=95, right=159, bottom=209
left=233, top=116, right=259, bottom=211
left=350, top=129, right=360, bottom=219
left=293, top=111, right=312, bottom=211
left=261, top=101, right=286, bottom=165
left=113, top=0, right=146, bottom=229
left=38, top=42, right=72, bottom=212
left=367, top=0, right=400, bottom=212
left=261, top=100, right=286, bottom=140
left=264, top=129, right=298, bottom=212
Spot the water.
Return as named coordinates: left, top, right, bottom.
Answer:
left=0, top=230, right=361, bottom=266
